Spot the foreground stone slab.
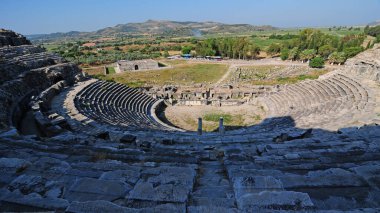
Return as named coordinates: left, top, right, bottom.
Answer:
left=0, top=189, right=69, bottom=210
left=0, top=157, right=31, bottom=170
left=66, top=200, right=186, bottom=213
left=99, top=169, right=140, bottom=185
left=232, top=176, right=284, bottom=199
left=237, top=191, right=314, bottom=211
left=280, top=168, right=368, bottom=188
left=64, top=177, right=131, bottom=202
left=66, top=200, right=138, bottom=213
left=128, top=166, right=196, bottom=202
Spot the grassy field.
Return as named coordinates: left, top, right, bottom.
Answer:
left=98, top=62, right=228, bottom=87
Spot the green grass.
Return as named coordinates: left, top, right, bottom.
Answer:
left=250, top=37, right=284, bottom=49
left=106, top=67, right=116, bottom=74
left=124, top=81, right=146, bottom=88
left=201, top=112, right=262, bottom=132
left=204, top=113, right=232, bottom=123
left=100, top=63, right=228, bottom=86
left=43, top=43, right=61, bottom=52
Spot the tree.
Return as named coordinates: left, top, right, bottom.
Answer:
left=309, top=57, right=325, bottom=68
left=318, top=44, right=335, bottom=59
left=364, top=25, right=370, bottom=34
left=343, top=46, right=363, bottom=58
left=181, top=46, right=192, bottom=54
left=280, top=48, right=289, bottom=60
left=328, top=52, right=347, bottom=65
left=366, top=41, right=372, bottom=49
left=299, top=49, right=316, bottom=62
left=163, top=51, right=170, bottom=58
left=288, top=47, right=299, bottom=61
left=248, top=44, right=261, bottom=59
left=267, top=43, right=282, bottom=56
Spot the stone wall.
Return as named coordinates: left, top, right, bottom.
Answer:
left=0, top=31, right=82, bottom=130
left=143, top=84, right=276, bottom=106
left=0, top=29, right=31, bottom=47
left=115, top=59, right=159, bottom=72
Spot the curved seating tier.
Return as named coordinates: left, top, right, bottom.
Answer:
left=0, top=45, right=65, bottom=84
left=74, top=80, right=169, bottom=130
left=259, top=72, right=376, bottom=130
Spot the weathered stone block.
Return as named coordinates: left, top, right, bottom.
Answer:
left=65, top=177, right=131, bottom=202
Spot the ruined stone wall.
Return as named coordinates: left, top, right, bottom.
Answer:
left=0, top=30, right=82, bottom=130
left=344, top=44, right=380, bottom=82
left=0, top=29, right=31, bottom=47
left=144, top=85, right=276, bottom=106
left=116, top=59, right=159, bottom=72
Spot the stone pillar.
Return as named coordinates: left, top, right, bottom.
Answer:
left=197, top=118, right=202, bottom=135
left=219, top=117, right=225, bottom=134
left=103, top=66, right=107, bottom=75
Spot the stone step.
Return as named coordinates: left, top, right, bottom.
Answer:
left=198, top=177, right=230, bottom=187
left=187, top=205, right=238, bottom=213
left=188, top=197, right=236, bottom=208
left=192, top=187, right=235, bottom=198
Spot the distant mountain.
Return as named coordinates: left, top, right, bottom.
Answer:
left=26, top=20, right=276, bottom=42
left=368, top=20, right=380, bottom=26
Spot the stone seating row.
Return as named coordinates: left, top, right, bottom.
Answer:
left=222, top=126, right=380, bottom=211
left=259, top=73, right=372, bottom=130
left=74, top=81, right=167, bottom=130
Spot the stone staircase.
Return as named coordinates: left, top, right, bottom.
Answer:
left=187, top=160, right=238, bottom=212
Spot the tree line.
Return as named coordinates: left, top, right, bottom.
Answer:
left=193, top=29, right=369, bottom=67
left=194, top=37, right=261, bottom=59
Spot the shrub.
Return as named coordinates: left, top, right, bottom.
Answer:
left=280, top=48, right=289, bottom=60
left=309, top=57, right=325, bottom=68
left=163, top=51, right=170, bottom=58
left=181, top=46, right=192, bottom=54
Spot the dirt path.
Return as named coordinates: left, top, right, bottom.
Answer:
left=216, top=64, right=236, bottom=85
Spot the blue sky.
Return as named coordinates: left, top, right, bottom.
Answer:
left=1, top=0, right=380, bottom=35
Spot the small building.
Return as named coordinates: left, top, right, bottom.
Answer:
left=115, top=59, right=159, bottom=73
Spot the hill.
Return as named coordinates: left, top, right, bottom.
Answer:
left=368, top=20, right=380, bottom=26
left=26, top=20, right=276, bottom=42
